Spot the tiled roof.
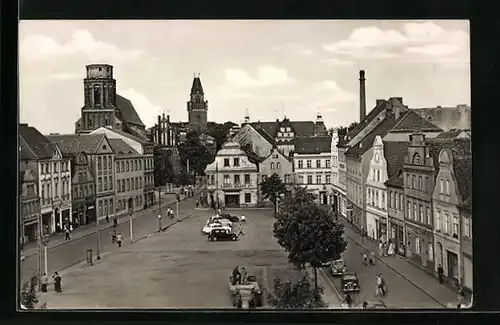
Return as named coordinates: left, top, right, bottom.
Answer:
left=107, top=127, right=150, bottom=145
left=435, top=130, right=468, bottom=139
left=19, top=136, right=38, bottom=160
left=384, top=141, right=410, bottom=184
left=254, top=127, right=276, bottom=145
left=116, top=94, right=145, bottom=128
left=294, top=136, right=331, bottom=154
left=109, top=138, right=141, bottom=157
left=19, top=124, right=57, bottom=159
left=427, top=138, right=471, bottom=178
left=250, top=120, right=327, bottom=137
left=345, top=116, right=399, bottom=158
left=385, top=169, right=404, bottom=188
left=337, top=135, right=350, bottom=148
left=390, top=110, right=442, bottom=133
left=46, top=134, right=105, bottom=155
left=346, top=101, right=387, bottom=140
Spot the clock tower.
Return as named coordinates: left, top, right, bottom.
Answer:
left=187, top=73, right=208, bottom=133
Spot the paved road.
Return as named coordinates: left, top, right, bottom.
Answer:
left=324, top=223, right=444, bottom=308
left=20, top=198, right=196, bottom=284
left=39, top=209, right=304, bottom=309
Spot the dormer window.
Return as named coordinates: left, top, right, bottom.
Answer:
left=286, top=127, right=291, bottom=132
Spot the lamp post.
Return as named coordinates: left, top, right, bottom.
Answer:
left=36, top=213, right=43, bottom=291
left=42, top=234, right=49, bottom=276
left=128, top=198, right=134, bottom=244
left=95, top=214, right=101, bottom=260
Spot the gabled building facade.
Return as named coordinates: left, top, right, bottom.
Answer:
left=70, top=152, right=96, bottom=226
left=19, top=167, right=41, bottom=243
left=259, top=147, right=295, bottom=189
left=47, top=134, right=115, bottom=220
left=232, top=124, right=275, bottom=159
left=294, top=136, right=333, bottom=205
left=20, top=124, right=72, bottom=235
left=205, top=141, right=259, bottom=208
left=402, top=133, right=435, bottom=272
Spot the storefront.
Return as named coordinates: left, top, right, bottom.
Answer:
left=406, top=223, right=435, bottom=272
left=388, top=218, right=405, bottom=256
left=23, top=218, right=38, bottom=243
left=224, top=192, right=240, bottom=208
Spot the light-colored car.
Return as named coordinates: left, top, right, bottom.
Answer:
left=209, top=216, right=232, bottom=227
left=202, top=222, right=231, bottom=234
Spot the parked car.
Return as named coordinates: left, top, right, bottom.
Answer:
left=329, top=258, right=347, bottom=276
left=209, top=216, right=233, bottom=227
left=202, top=222, right=231, bottom=234
left=208, top=228, right=238, bottom=241
left=221, top=213, right=239, bottom=223
left=341, top=272, right=360, bottom=293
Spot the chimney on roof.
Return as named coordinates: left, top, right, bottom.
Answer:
left=389, top=97, right=403, bottom=105
left=359, top=70, right=367, bottom=122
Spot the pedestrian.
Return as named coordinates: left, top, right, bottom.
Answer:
left=437, top=264, right=444, bottom=284
left=217, top=208, right=222, bottom=216
left=196, top=199, right=199, bottom=208
left=232, top=266, right=241, bottom=285
left=362, top=252, right=368, bottom=266
left=369, top=250, right=375, bottom=265
left=241, top=267, right=248, bottom=284
left=41, top=273, right=48, bottom=292
left=116, top=233, right=123, bottom=247
left=388, top=241, right=395, bottom=257
left=375, top=273, right=385, bottom=297
left=52, top=272, right=62, bottom=293
left=113, top=216, right=118, bottom=227
left=69, top=224, right=74, bottom=232
left=111, top=229, right=117, bottom=243
left=65, top=227, right=71, bottom=240
left=105, top=214, right=110, bottom=223
left=378, top=241, right=384, bottom=256
left=344, top=293, right=353, bottom=307
left=362, top=301, right=368, bottom=309
left=240, top=215, right=246, bottom=223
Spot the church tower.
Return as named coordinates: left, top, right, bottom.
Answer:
left=187, top=74, right=208, bottom=133
left=77, top=64, right=118, bottom=134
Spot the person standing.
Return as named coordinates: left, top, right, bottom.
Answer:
left=378, top=241, right=384, bottom=256
left=437, top=264, right=444, bottom=284
left=363, top=252, right=368, bottom=266
left=113, top=216, right=118, bottom=228
left=240, top=267, right=248, bottom=284
left=116, top=233, right=123, bottom=247
left=105, top=214, right=110, bottom=223
left=232, top=266, right=241, bottom=285
left=111, top=229, right=117, bottom=243
left=158, top=214, right=163, bottom=232
left=52, top=272, right=62, bottom=293
left=64, top=227, right=71, bottom=240
left=388, top=241, right=395, bottom=257
left=344, top=293, right=353, bottom=308
left=41, top=273, right=48, bottom=292
left=370, top=250, right=376, bottom=265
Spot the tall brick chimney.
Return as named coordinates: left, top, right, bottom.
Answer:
left=157, top=115, right=162, bottom=145
left=359, top=70, right=366, bottom=122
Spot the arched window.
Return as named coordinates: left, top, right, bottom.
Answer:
left=412, top=153, right=421, bottom=165
left=445, top=179, right=450, bottom=194
left=94, top=85, right=101, bottom=105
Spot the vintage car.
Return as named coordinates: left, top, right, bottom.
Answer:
left=208, top=228, right=238, bottom=241
left=209, top=216, right=233, bottom=227
left=229, top=273, right=263, bottom=308
left=329, top=258, right=347, bottom=276
left=341, top=272, right=360, bottom=293
left=202, top=222, right=232, bottom=234
left=221, top=213, right=240, bottom=223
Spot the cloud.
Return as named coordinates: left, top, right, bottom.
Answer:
left=324, top=57, right=355, bottom=66
left=224, top=65, right=295, bottom=88
left=273, top=43, right=314, bottom=56
left=119, top=88, right=162, bottom=128
left=312, top=80, right=356, bottom=102
left=322, top=22, right=469, bottom=65
left=20, top=30, right=146, bottom=63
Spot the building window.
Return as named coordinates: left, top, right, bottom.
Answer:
left=223, top=175, right=230, bottom=186
left=325, top=174, right=331, bottom=184
left=277, top=162, right=281, bottom=170
left=224, top=158, right=230, bottom=167
left=271, top=162, right=275, bottom=170
left=234, top=175, right=240, bottom=184
left=285, top=174, right=291, bottom=183
left=375, top=191, right=379, bottom=208
left=139, top=160, right=142, bottom=170
left=98, top=157, right=102, bottom=170
left=135, top=160, right=138, bottom=171
left=98, top=200, right=103, bottom=218
left=316, top=174, right=322, bottom=184
left=426, top=207, right=431, bottom=225
left=103, top=156, right=107, bottom=170
left=307, top=175, right=313, bottom=184
left=109, top=176, right=113, bottom=190
left=444, top=213, right=450, bottom=234
left=244, top=174, right=250, bottom=184
left=298, top=160, right=303, bottom=169
left=413, top=203, right=417, bottom=220
left=98, top=177, right=102, bottom=192
left=298, top=175, right=304, bottom=184
left=110, top=199, right=114, bottom=215
left=306, top=160, right=312, bottom=168
left=126, top=179, right=130, bottom=191
left=463, top=217, right=471, bottom=238
left=436, top=210, right=441, bottom=231
left=121, top=180, right=125, bottom=192
left=407, top=202, right=411, bottom=219
left=326, top=160, right=331, bottom=168
left=316, top=160, right=321, bottom=168
left=376, top=170, right=380, bottom=182
left=415, top=237, right=421, bottom=254
left=116, top=162, right=120, bottom=173
left=440, top=178, right=444, bottom=193
left=126, top=161, right=129, bottom=172
left=381, top=192, right=385, bottom=209
left=233, top=158, right=240, bottom=167
left=406, top=174, right=411, bottom=188
left=245, top=193, right=251, bottom=203
left=210, top=175, right=215, bottom=185
left=428, top=243, right=434, bottom=261
left=412, top=175, right=416, bottom=189
left=419, top=205, right=424, bottom=223
left=452, top=214, right=459, bottom=238
left=445, top=179, right=450, bottom=195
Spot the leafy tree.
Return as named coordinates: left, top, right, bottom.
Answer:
left=267, top=276, right=326, bottom=309
left=21, top=275, right=46, bottom=310
left=260, top=173, right=286, bottom=216
left=206, top=121, right=235, bottom=152
left=153, top=147, right=174, bottom=187
left=336, top=121, right=359, bottom=136
left=178, top=131, right=214, bottom=179
left=274, top=187, right=347, bottom=289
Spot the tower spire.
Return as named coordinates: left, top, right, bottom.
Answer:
left=244, top=109, right=250, bottom=124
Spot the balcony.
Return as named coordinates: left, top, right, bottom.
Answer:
left=220, top=182, right=256, bottom=190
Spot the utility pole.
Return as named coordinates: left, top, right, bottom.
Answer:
left=129, top=202, right=134, bottom=244
left=215, top=161, right=219, bottom=211
left=96, top=215, right=101, bottom=260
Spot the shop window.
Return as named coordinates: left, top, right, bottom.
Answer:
left=245, top=193, right=251, bottom=203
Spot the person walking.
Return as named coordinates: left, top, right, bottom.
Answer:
left=41, top=273, right=48, bottom=292
left=362, top=252, right=368, bottom=266
left=113, top=216, right=118, bottom=228
left=158, top=214, right=163, bottom=232
left=437, top=264, right=444, bottom=284
left=232, top=266, right=241, bottom=285
left=240, top=267, right=248, bottom=284
left=375, top=273, right=385, bottom=297
left=378, top=241, right=384, bottom=256
left=369, top=251, right=375, bottom=265
left=388, top=241, right=395, bottom=257
left=52, top=272, right=62, bottom=293
left=105, top=214, right=110, bottom=223
left=64, top=227, right=71, bottom=240
left=111, top=229, right=117, bottom=243
left=116, top=233, right=123, bottom=247
left=344, top=293, right=353, bottom=308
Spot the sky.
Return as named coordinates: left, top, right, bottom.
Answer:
left=19, top=20, right=470, bottom=134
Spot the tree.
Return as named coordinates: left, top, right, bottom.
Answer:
left=273, top=187, right=347, bottom=290
left=267, top=276, right=326, bottom=309
left=178, top=131, right=214, bottom=180
left=336, top=121, right=359, bottom=136
left=260, top=173, right=286, bottom=216
left=21, top=275, right=46, bottom=310
left=153, top=147, right=174, bottom=186
left=207, top=121, right=235, bottom=152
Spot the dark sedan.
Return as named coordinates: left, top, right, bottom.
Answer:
left=221, top=214, right=240, bottom=223
left=341, top=272, right=360, bottom=293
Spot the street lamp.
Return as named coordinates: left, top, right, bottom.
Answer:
left=128, top=198, right=134, bottom=244
left=95, top=214, right=101, bottom=260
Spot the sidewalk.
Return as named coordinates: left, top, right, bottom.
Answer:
left=23, top=191, right=193, bottom=258
left=340, top=218, right=461, bottom=307
left=305, top=266, right=342, bottom=309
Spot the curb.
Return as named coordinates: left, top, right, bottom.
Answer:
left=343, top=224, right=447, bottom=308
left=25, top=196, right=193, bottom=258
left=134, top=214, right=193, bottom=243
left=318, top=267, right=344, bottom=303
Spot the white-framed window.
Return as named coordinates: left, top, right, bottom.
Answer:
left=452, top=214, right=459, bottom=238
left=307, top=175, right=313, bottom=184
left=298, top=175, right=304, bottom=184
left=325, top=174, right=331, bottom=184
left=377, top=170, right=380, bottom=182
left=419, top=205, right=424, bottom=223
left=440, top=178, right=444, bottom=193
left=415, top=237, right=421, bottom=254
left=444, top=213, right=450, bottom=234
left=413, top=203, right=417, bottom=220
left=463, top=216, right=471, bottom=238
left=407, top=202, right=411, bottom=218
left=326, top=160, right=331, bottom=168
left=298, top=160, right=303, bottom=169
left=316, top=160, right=321, bottom=168
left=277, top=162, right=281, bottom=169
left=223, top=175, right=230, bottom=185
left=316, top=174, right=322, bottom=184
left=306, top=160, right=312, bottom=168
left=271, top=162, right=275, bottom=170
left=412, top=175, right=416, bottom=189
left=445, top=179, right=450, bottom=194
left=428, top=242, right=434, bottom=261
left=419, top=176, right=423, bottom=190
left=382, top=192, right=385, bottom=209
left=427, top=207, right=431, bottom=225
